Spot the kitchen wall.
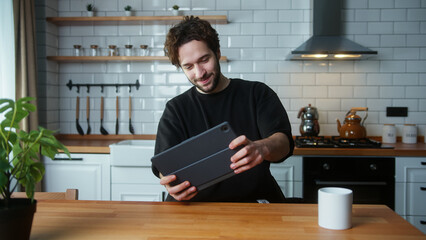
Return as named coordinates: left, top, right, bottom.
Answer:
left=35, top=0, right=426, bottom=138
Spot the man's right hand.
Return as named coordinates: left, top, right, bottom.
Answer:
left=159, top=174, right=198, bottom=201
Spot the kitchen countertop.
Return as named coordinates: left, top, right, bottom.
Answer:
left=56, top=134, right=426, bottom=157
left=30, top=200, right=426, bottom=240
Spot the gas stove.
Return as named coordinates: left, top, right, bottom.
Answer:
left=295, top=136, right=383, bottom=148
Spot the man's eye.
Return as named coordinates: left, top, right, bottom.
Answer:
left=184, top=65, right=193, bottom=70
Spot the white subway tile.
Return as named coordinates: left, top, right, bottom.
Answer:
left=355, top=9, right=380, bottom=21
left=228, top=11, right=253, bottom=23
left=241, top=23, right=266, bottom=35
left=254, top=10, right=278, bottom=22
left=368, top=22, right=394, bottom=34
left=290, top=73, right=315, bottom=85
left=142, top=0, right=166, bottom=11
left=380, top=61, right=406, bottom=72
left=419, top=99, right=426, bottom=111
left=290, top=99, right=316, bottom=111
left=342, top=73, right=367, bottom=85
left=266, top=23, right=290, bottom=35
left=290, top=22, right=309, bottom=34
left=407, top=9, right=426, bottom=21
left=266, top=0, right=291, bottom=10
left=407, top=60, right=426, bottom=72
left=329, top=61, right=354, bottom=73
left=278, top=35, right=306, bottom=48
left=354, top=61, right=380, bottom=73
left=278, top=61, right=303, bottom=72
left=316, top=73, right=341, bottom=85
left=242, top=0, right=266, bottom=10
left=393, top=73, right=419, bottom=85
left=341, top=99, right=367, bottom=110
left=396, top=0, right=421, bottom=8
left=278, top=10, right=304, bottom=22
left=217, top=0, right=240, bottom=10
left=265, top=73, right=290, bottom=85
left=303, top=86, right=328, bottom=98
left=241, top=48, right=265, bottom=60
left=381, top=9, right=406, bottom=21
left=329, top=86, right=353, bottom=98
left=395, top=22, right=420, bottom=34
left=354, top=86, right=379, bottom=98
left=265, top=48, right=288, bottom=60
left=228, top=61, right=254, bottom=73
left=406, top=86, right=426, bottom=97
left=316, top=99, right=341, bottom=111
left=406, top=112, right=426, bottom=124
left=216, top=24, right=241, bottom=36
left=367, top=99, right=392, bottom=111
left=354, top=35, right=380, bottom=47
left=291, top=0, right=309, bottom=9
left=393, top=99, right=419, bottom=111
left=394, top=48, right=420, bottom=59
left=303, top=62, right=328, bottom=73
left=346, top=0, right=368, bottom=8
left=277, top=86, right=302, bottom=98
left=253, top=36, right=277, bottom=47
left=228, top=36, right=253, bottom=48
left=369, top=0, right=394, bottom=8
left=380, top=86, right=406, bottom=98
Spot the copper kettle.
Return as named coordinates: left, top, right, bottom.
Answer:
left=336, top=107, right=368, bottom=139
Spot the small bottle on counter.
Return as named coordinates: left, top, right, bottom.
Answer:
left=90, top=45, right=98, bottom=56
left=108, top=45, right=117, bottom=56
left=382, top=124, right=396, bottom=143
left=139, top=45, right=149, bottom=56
left=403, top=124, right=417, bottom=144
left=125, top=45, right=133, bottom=56
left=73, top=45, right=82, bottom=56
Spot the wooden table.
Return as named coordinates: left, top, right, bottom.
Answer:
left=30, top=200, right=425, bottom=240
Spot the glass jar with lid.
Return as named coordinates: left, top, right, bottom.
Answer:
left=73, top=45, right=82, bottom=56
left=90, top=45, right=98, bottom=56
left=139, top=45, right=149, bottom=56
left=124, top=45, right=133, bottom=56
left=108, top=45, right=117, bottom=56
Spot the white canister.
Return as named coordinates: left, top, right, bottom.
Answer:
left=382, top=124, right=396, bottom=143
left=402, top=124, right=417, bottom=144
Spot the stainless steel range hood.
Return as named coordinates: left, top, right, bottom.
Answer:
left=290, top=0, right=377, bottom=60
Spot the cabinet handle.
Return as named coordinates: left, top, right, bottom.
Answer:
left=53, top=157, right=83, bottom=161
left=420, top=220, right=426, bottom=225
left=420, top=187, right=426, bottom=191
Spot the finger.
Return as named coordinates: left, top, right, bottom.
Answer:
left=229, top=135, right=249, bottom=149
left=173, top=186, right=198, bottom=201
left=230, top=146, right=249, bottom=162
left=168, top=181, right=191, bottom=195
left=160, top=174, right=176, bottom=185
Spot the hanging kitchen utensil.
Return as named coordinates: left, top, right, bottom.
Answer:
left=100, top=96, right=109, bottom=135
left=86, top=96, right=91, bottom=135
left=129, top=96, right=135, bottom=134
left=115, top=96, right=119, bottom=135
left=76, top=96, right=84, bottom=135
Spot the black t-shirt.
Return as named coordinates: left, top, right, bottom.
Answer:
left=153, top=78, right=294, bottom=202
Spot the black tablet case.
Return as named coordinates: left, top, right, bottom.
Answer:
left=151, top=122, right=239, bottom=191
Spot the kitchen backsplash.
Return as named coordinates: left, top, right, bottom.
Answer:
left=35, top=0, right=426, bottom=137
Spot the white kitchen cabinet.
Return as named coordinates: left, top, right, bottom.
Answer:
left=270, top=156, right=303, bottom=198
left=42, top=153, right=110, bottom=200
left=395, top=157, right=426, bottom=234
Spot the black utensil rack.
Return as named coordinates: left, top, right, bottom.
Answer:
left=66, top=79, right=140, bottom=93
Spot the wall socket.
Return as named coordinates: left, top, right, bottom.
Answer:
left=386, top=107, right=408, bottom=117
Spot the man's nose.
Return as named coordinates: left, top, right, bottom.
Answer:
left=194, top=65, right=205, bottom=79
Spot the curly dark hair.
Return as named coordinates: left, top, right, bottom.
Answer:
left=164, top=16, right=220, bottom=67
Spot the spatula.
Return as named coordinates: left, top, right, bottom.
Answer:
left=115, top=96, right=119, bottom=135
left=76, top=96, right=84, bottom=135
left=100, top=96, right=109, bottom=135
left=86, top=96, right=91, bottom=135
left=129, top=96, right=135, bottom=134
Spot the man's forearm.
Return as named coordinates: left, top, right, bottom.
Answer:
left=259, top=132, right=291, bottom=162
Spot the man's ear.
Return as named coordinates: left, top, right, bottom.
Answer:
left=216, top=49, right=221, bottom=60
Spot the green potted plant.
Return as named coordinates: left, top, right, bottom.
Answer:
left=124, top=5, right=132, bottom=16
left=0, top=97, right=70, bottom=240
left=86, top=3, right=94, bottom=17
left=172, top=5, right=180, bottom=16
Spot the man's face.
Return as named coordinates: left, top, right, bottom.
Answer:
left=178, top=40, right=221, bottom=94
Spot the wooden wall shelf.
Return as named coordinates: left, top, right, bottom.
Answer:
left=46, top=56, right=228, bottom=62
left=46, top=15, right=228, bottom=25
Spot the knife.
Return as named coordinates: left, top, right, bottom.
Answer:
left=115, top=96, right=119, bottom=135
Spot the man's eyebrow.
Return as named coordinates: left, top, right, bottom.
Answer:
left=181, top=53, right=211, bottom=67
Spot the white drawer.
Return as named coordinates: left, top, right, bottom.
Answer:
left=407, top=183, right=426, bottom=215
left=396, top=157, right=426, bottom=182
left=111, top=166, right=159, bottom=184
left=111, top=184, right=165, bottom=201
left=406, top=216, right=426, bottom=234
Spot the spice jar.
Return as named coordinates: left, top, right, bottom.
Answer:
left=139, top=45, right=149, bottom=56
left=125, top=45, right=133, bottom=56
left=402, top=124, right=417, bottom=144
left=382, top=124, right=396, bottom=143
left=108, top=45, right=117, bottom=56
left=73, top=45, right=82, bottom=56
left=90, top=45, right=98, bottom=56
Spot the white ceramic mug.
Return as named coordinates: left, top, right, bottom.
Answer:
left=318, top=187, right=353, bottom=230
left=402, top=124, right=417, bottom=144
left=382, top=124, right=396, bottom=143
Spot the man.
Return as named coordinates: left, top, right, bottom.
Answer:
left=152, top=16, right=294, bottom=202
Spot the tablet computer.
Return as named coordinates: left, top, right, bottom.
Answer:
left=151, top=122, right=239, bottom=191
